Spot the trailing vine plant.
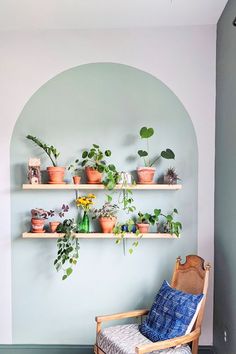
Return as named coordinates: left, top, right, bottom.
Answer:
left=113, top=219, right=141, bottom=254
left=54, top=219, right=80, bottom=280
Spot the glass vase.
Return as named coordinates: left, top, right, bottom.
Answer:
left=78, top=211, right=90, bottom=233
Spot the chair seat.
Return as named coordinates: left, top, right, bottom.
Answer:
left=97, top=324, right=192, bottom=354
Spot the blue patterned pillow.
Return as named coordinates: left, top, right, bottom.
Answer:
left=139, top=280, right=203, bottom=342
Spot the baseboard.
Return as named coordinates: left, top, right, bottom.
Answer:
left=0, top=344, right=214, bottom=353
left=0, top=345, right=93, bottom=354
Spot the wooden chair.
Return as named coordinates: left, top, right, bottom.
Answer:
left=94, top=255, right=210, bottom=354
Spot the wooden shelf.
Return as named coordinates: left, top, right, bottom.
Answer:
left=22, top=184, right=182, bottom=190
left=22, top=232, right=178, bottom=239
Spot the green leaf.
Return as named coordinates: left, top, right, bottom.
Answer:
left=62, top=275, right=67, bottom=280
left=108, top=164, right=116, bottom=171
left=93, top=144, right=99, bottom=148
left=129, top=248, right=133, bottom=254
left=138, top=150, right=148, bottom=157
left=139, top=127, right=154, bottom=139
left=82, top=151, right=88, bottom=158
left=105, top=150, right=111, bottom=157
left=154, top=209, right=161, bottom=216
left=173, top=208, right=178, bottom=214
left=161, top=149, right=175, bottom=160
left=66, top=267, right=73, bottom=276
left=166, top=215, right=173, bottom=222
left=106, top=194, right=113, bottom=203
left=97, top=164, right=105, bottom=173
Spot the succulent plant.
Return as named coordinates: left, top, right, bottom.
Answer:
left=164, top=167, right=180, bottom=185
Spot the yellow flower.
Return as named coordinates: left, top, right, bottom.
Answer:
left=88, top=193, right=96, bottom=199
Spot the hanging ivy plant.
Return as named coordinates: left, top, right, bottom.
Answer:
left=54, top=219, right=80, bottom=280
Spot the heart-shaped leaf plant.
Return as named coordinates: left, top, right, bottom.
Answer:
left=139, top=127, right=154, bottom=139
left=161, top=149, right=175, bottom=160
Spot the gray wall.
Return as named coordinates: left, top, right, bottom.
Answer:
left=215, top=2, right=236, bottom=353
left=10, top=63, right=198, bottom=344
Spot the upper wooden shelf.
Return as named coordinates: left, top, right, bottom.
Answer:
left=22, top=184, right=182, bottom=190
left=22, top=232, right=178, bottom=239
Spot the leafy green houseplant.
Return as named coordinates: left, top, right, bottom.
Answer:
left=54, top=219, right=79, bottom=280
left=137, top=127, right=175, bottom=184
left=26, top=135, right=65, bottom=184
left=160, top=209, right=182, bottom=237
left=136, top=209, right=161, bottom=233
left=93, top=202, right=119, bottom=233
left=80, top=144, right=114, bottom=184
left=68, top=159, right=82, bottom=184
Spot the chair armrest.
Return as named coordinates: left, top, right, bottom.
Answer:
left=135, top=327, right=201, bottom=354
left=95, top=309, right=149, bottom=324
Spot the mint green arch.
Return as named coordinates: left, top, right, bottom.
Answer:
left=10, top=63, right=198, bottom=344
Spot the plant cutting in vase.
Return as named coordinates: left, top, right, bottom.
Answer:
left=80, top=144, right=115, bottom=184
left=75, top=193, right=96, bottom=232
left=54, top=219, right=79, bottom=280
left=68, top=159, right=82, bottom=184
left=160, top=208, right=182, bottom=237
left=93, top=202, right=119, bottom=233
left=117, top=172, right=136, bottom=214
left=26, top=135, right=65, bottom=184
left=113, top=218, right=141, bottom=254
left=164, top=167, right=181, bottom=185
left=137, top=127, right=175, bottom=184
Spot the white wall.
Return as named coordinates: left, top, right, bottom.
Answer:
left=0, top=27, right=216, bottom=345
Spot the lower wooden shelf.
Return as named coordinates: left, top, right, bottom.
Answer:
left=22, top=232, right=178, bottom=239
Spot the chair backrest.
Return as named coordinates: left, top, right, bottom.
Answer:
left=171, top=255, right=210, bottom=328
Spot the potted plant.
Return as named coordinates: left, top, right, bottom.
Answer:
left=75, top=193, right=96, bottom=232
left=137, top=126, right=175, bottom=184
left=160, top=208, right=182, bottom=237
left=31, top=208, right=48, bottom=233
left=26, top=135, right=65, bottom=184
left=93, top=202, right=119, bottom=233
left=164, top=167, right=181, bottom=185
left=47, top=204, right=69, bottom=232
left=68, top=159, right=82, bottom=184
left=136, top=212, right=152, bottom=233
left=54, top=219, right=79, bottom=280
left=136, top=209, right=161, bottom=233
left=80, top=144, right=112, bottom=184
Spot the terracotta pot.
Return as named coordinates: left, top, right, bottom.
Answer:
left=99, top=217, right=117, bottom=233
left=47, top=166, right=65, bottom=184
left=85, top=167, right=102, bottom=184
left=136, top=223, right=150, bottom=233
left=73, top=176, right=81, bottom=184
left=49, top=221, right=61, bottom=233
left=31, top=218, right=45, bottom=233
left=137, top=167, right=156, bottom=184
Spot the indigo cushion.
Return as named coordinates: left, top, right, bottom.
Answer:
left=139, top=280, right=203, bottom=342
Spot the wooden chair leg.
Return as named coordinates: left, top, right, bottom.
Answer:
left=192, top=338, right=199, bottom=354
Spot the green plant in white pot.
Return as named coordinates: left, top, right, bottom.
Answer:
left=137, top=127, right=175, bottom=184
